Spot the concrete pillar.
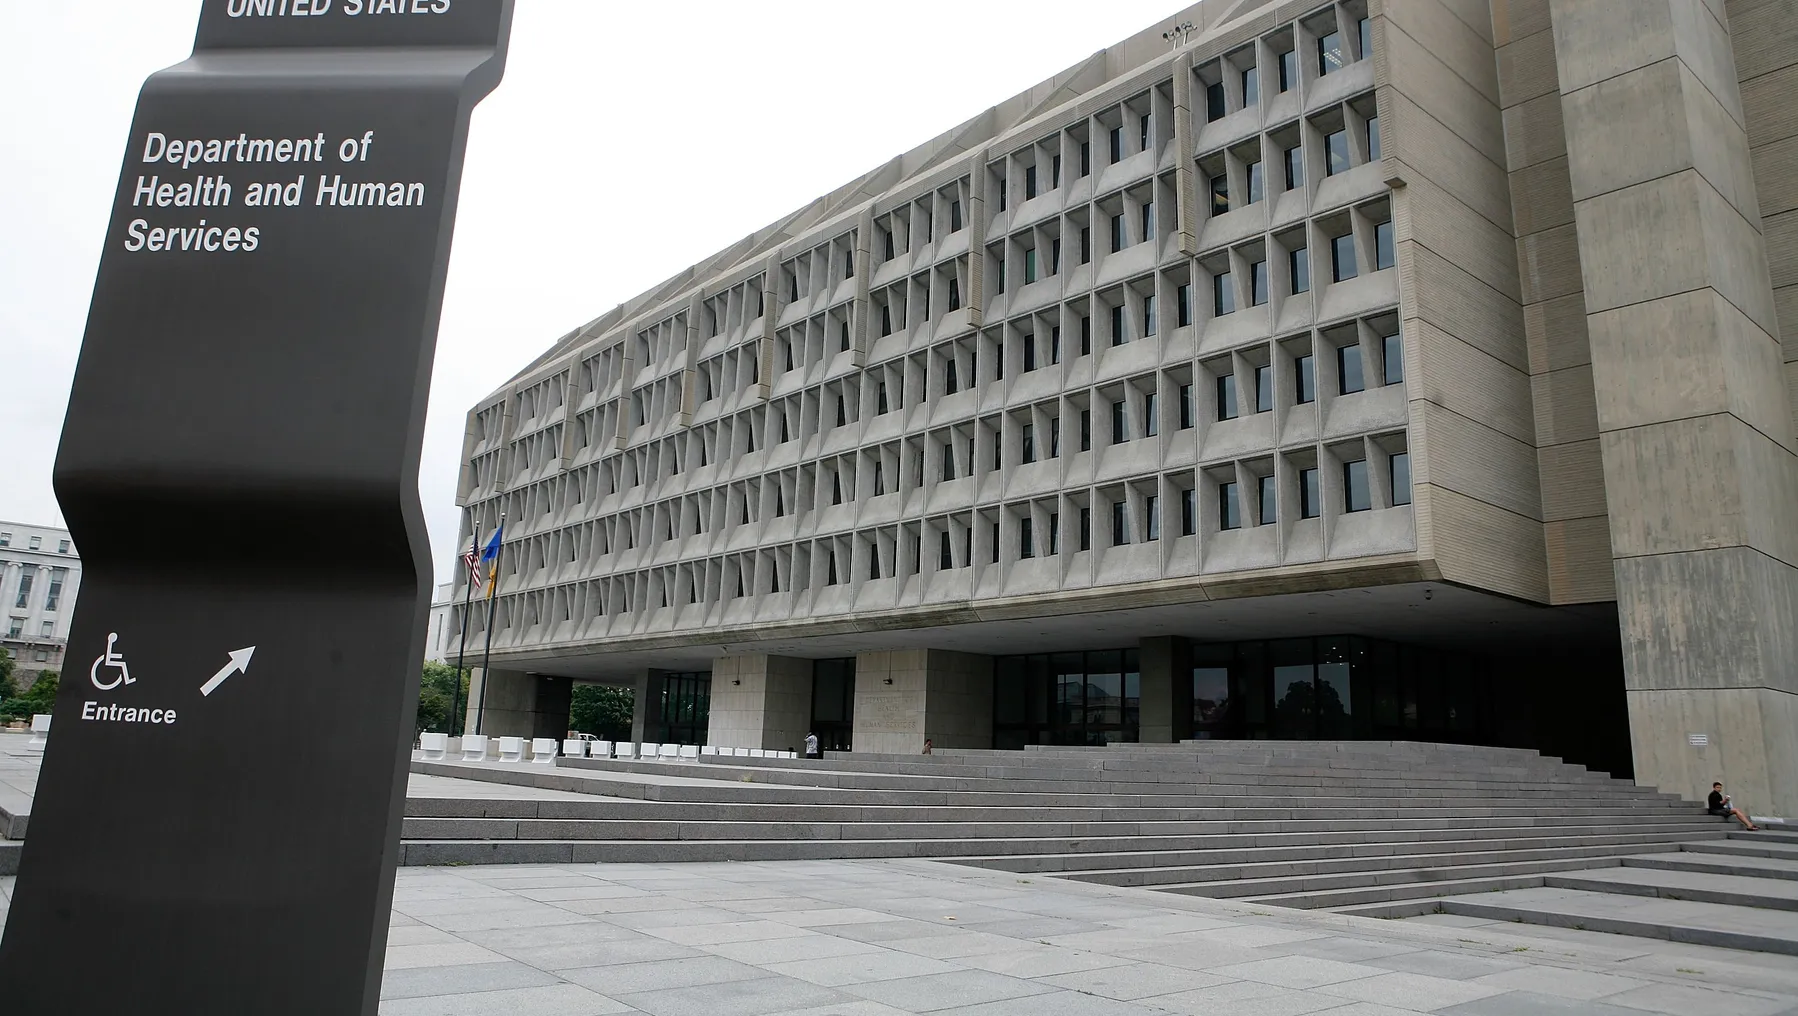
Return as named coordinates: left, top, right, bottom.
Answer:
left=852, top=649, right=994, bottom=755
left=465, top=668, right=569, bottom=740
left=1138, top=637, right=1191, bottom=744
left=1551, top=0, right=1798, bottom=814
left=704, top=654, right=811, bottom=750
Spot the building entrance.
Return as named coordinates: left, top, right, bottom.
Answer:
left=811, top=658, right=855, bottom=751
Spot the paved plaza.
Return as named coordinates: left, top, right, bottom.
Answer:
left=13, top=854, right=1792, bottom=1015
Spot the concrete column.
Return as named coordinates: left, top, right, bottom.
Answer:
left=461, top=669, right=574, bottom=742
left=1551, top=0, right=1798, bottom=814
left=852, top=649, right=993, bottom=754
left=629, top=670, right=667, bottom=744
left=704, top=654, right=812, bottom=750
left=1138, top=637, right=1191, bottom=744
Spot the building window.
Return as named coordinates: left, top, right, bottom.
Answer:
left=836, top=394, right=848, bottom=427
left=1022, top=424, right=1036, bottom=463
left=942, top=441, right=957, bottom=481
left=1300, top=466, right=1321, bottom=518
left=1144, top=393, right=1159, bottom=437
left=1111, top=399, right=1129, bottom=444
left=1080, top=140, right=1092, bottom=176
left=1020, top=517, right=1035, bottom=559
left=1247, top=160, right=1264, bottom=204
left=1052, top=154, right=1062, bottom=187
left=1242, top=66, right=1259, bottom=106
left=1375, top=220, right=1395, bottom=270
left=991, top=521, right=1001, bottom=563
left=1079, top=507, right=1092, bottom=550
left=1292, top=354, right=1317, bottom=405
left=940, top=531, right=954, bottom=570
left=1290, top=247, right=1310, bottom=294
left=0, top=533, right=9, bottom=547
left=1319, top=30, right=1345, bottom=75
left=1332, top=232, right=1357, bottom=282
left=1391, top=451, right=1413, bottom=506
left=1109, top=125, right=1124, bottom=163
left=1284, top=145, right=1304, bottom=190
left=1206, top=81, right=1226, bottom=122
left=14, top=569, right=33, bottom=610
left=1180, top=383, right=1195, bottom=429
left=1145, top=495, right=1160, bottom=541
left=998, top=178, right=1007, bottom=211
left=1255, top=364, right=1274, bottom=413
left=881, top=305, right=892, bottom=336
left=1080, top=409, right=1092, bottom=451
left=1110, top=213, right=1126, bottom=253
left=28, top=536, right=41, bottom=551
left=1080, top=315, right=1092, bottom=355
left=41, top=620, right=53, bottom=637
left=1344, top=459, right=1371, bottom=512
left=878, top=382, right=889, bottom=414
left=1177, top=284, right=1192, bottom=327
left=5, top=618, right=19, bottom=638
left=1359, top=16, right=1373, bottom=61
left=1383, top=332, right=1404, bottom=385
left=1217, top=373, right=1239, bottom=421
left=1050, top=418, right=1061, bottom=457
left=945, top=357, right=959, bottom=394
left=1251, top=260, right=1269, bottom=306
left=1080, top=226, right=1091, bottom=264
left=1258, top=474, right=1277, bottom=525
left=1049, top=511, right=1061, bottom=554
left=1025, top=164, right=1038, bottom=199
left=827, top=551, right=840, bottom=585
left=1023, top=336, right=1037, bottom=373
left=1339, top=344, right=1366, bottom=394
left=1181, top=488, right=1197, bottom=536
left=1051, top=238, right=1062, bottom=274
left=1279, top=48, right=1298, bottom=91
left=44, top=568, right=65, bottom=611
left=874, top=461, right=885, bottom=495
left=57, top=540, right=69, bottom=554
left=1139, top=113, right=1151, bottom=151
left=1214, top=272, right=1235, bottom=316
left=949, top=199, right=963, bottom=232
left=1141, top=202, right=1155, bottom=242
left=33, top=650, right=47, bottom=663
left=1211, top=174, right=1230, bottom=215
left=1142, top=294, right=1157, bottom=336
left=1051, top=327, right=1062, bottom=364
left=1111, top=500, right=1129, bottom=546
left=1326, top=129, right=1350, bottom=176
left=1109, top=304, right=1126, bottom=346
left=1367, top=114, right=1381, bottom=161
left=1220, top=481, right=1241, bottom=530
left=997, top=257, right=1006, bottom=293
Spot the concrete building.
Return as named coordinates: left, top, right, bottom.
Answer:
left=453, top=0, right=1798, bottom=814
left=0, top=521, right=81, bottom=685
left=425, top=582, right=455, bottom=664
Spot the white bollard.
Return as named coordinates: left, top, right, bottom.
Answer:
left=418, top=731, right=447, bottom=761
left=497, top=736, right=524, bottom=762
left=530, top=737, right=558, bottom=764
left=27, top=713, right=51, bottom=751
left=562, top=738, right=588, bottom=758
left=460, top=734, right=489, bottom=762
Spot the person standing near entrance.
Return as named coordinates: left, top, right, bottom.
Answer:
left=804, top=731, right=820, bottom=759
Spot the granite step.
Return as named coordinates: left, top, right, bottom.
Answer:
left=1623, top=851, right=1798, bottom=883
left=1543, top=866, right=1798, bottom=912
left=1422, top=885, right=1798, bottom=956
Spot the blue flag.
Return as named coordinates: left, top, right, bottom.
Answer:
left=479, top=523, right=503, bottom=563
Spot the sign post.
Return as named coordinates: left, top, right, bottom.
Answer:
left=0, top=3, right=512, bottom=1013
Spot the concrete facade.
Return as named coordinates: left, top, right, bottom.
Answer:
left=452, top=1, right=1798, bottom=813
left=0, top=521, right=80, bottom=685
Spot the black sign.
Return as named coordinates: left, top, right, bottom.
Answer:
left=0, top=3, right=511, bottom=1012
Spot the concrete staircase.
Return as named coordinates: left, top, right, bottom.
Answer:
left=404, top=741, right=1725, bottom=915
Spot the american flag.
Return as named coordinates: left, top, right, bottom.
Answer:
left=463, top=547, right=484, bottom=589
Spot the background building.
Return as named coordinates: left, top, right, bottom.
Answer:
left=425, top=582, right=455, bottom=664
left=0, top=521, right=81, bottom=684
left=451, top=0, right=1798, bottom=815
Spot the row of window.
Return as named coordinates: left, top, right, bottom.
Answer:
left=0, top=534, right=69, bottom=553
left=1203, top=13, right=1373, bottom=123
left=4, top=618, right=56, bottom=639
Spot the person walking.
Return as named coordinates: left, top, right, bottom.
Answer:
left=804, top=731, right=820, bottom=759
left=921, top=738, right=933, bottom=755
left=1708, top=782, right=1760, bottom=830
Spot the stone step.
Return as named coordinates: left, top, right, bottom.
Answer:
left=1242, top=865, right=1626, bottom=911
left=0, top=839, right=17, bottom=876
left=395, top=817, right=1716, bottom=853
left=1737, top=829, right=1798, bottom=847
left=767, top=751, right=1628, bottom=784
left=1623, top=851, right=1798, bottom=883
left=1681, top=840, right=1798, bottom=862
left=1050, top=830, right=1711, bottom=888
left=1544, top=867, right=1798, bottom=913
left=401, top=795, right=1707, bottom=827
left=1425, top=886, right=1798, bottom=956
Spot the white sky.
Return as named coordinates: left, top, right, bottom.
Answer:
left=0, top=0, right=1186, bottom=585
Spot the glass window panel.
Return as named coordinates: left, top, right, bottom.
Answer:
left=1248, top=161, right=1264, bottom=204
left=1219, top=481, right=1241, bottom=530
left=1214, top=272, right=1235, bottom=315
left=1290, top=247, right=1310, bottom=294
left=1339, top=344, right=1365, bottom=394
left=1376, top=220, right=1394, bottom=270
left=1279, top=49, right=1298, bottom=91
left=1382, top=331, right=1404, bottom=384
left=1325, top=129, right=1350, bottom=176
left=1258, top=474, right=1277, bottom=525
left=1391, top=451, right=1412, bottom=506
left=1251, top=260, right=1269, bottom=306
left=1300, top=466, right=1321, bottom=518
left=1296, top=354, right=1316, bottom=404
left=1255, top=364, right=1273, bottom=413
left=1217, top=373, right=1239, bottom=420
left=1242, top=67, right=1259, bottom=106
left=1319, top=31, right=1344, bottom=74
left=1344, top=459, right=1371, bottom=512
left=1331, top=232, right=1357, bottom=281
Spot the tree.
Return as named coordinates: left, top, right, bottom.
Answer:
left=1, top=669, right=59, bottom=721
left=415, top=661, right=470, bottom=735
left=569, top=684, right=632, bottom=741
left=0, top=648, right=15, bottom=703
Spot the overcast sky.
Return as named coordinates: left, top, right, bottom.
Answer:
left=1, top=0, right=1184, bottom=586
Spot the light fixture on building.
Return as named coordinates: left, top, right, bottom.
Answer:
left=1162, top=21, right=1195, bottom=49
left=883, top=678, right=893, bottom=685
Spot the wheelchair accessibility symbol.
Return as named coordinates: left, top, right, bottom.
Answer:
left=90, top=632, right=135, bottom=691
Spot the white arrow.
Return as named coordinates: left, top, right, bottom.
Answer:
left=199, top=647, right=257, bottom=697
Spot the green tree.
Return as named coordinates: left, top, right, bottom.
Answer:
left=415, top=661, right=470, bottom=735
left=1, top=669, right=59, bottom=720
left=0, top=648, right=15, bottom=703
left=569, top=684, right=633, bottom=741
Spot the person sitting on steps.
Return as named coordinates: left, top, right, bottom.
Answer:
left=1708, top=782, right=1759, bottom=830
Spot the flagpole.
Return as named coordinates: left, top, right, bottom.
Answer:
left=474, top=511, right=505, bottom=736
left=449, top=508, right=477, bottom=737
